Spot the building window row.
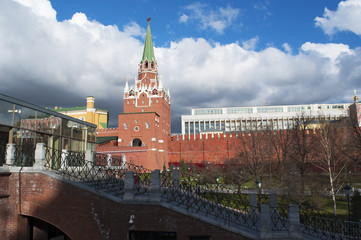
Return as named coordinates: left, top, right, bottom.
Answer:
left=183, top=115, right=343, bottom=134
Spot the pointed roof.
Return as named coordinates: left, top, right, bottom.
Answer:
left=141, top=18, right=155, bottom=63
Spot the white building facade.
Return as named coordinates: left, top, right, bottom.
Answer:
left=181, top=103, right=351, bottom=135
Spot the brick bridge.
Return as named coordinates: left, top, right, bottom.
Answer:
left=1, top=143, right=359, bottom=240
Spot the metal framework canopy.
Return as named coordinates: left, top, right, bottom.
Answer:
left=0, top=93, right=97, bottom=163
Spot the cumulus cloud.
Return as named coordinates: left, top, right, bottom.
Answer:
left=180, top=2, right=240, bottom=34
left=179, top=14, right=189, bottom=23
left=0, top=0, right=360, bottom=133
left=242, top=36, right=259, bottom=50
left=282, top=43, right=292, bottom=54
left=315, top=0, right=361, bottom=35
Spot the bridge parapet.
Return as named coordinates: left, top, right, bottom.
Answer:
left=3, top=145, right=361, bottom=239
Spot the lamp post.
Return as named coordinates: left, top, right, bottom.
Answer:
left=256, top=179, right=262, bottom=210
left=216, top=176, right=220, bottom=204
left=343, top=184, right=352, bottom=237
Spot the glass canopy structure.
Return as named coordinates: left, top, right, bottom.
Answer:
left=0, top=93, right=96, bottom=165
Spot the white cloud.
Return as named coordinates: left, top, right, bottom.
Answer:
left=123, top=21, right=145, bottom=37
left=315, top=0, right=361, bottom=35
left=1, top=0, right=360, bottom=132
left=179, top=14, right=189, bottom=23
left=242, top=36, right=259, bottom=50
left=282, top=43, right=292, bottom=54
left=180, top=2, right=240, bottom=34
left=13, top=0, right=56, bottom=19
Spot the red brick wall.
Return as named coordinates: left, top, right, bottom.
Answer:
left=168, top=133, right=241, bottom=165
left=2, top=172, right=251, bottom=240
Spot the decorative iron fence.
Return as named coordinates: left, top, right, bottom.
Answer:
left=94, top=153, right=152, bottom=195
left=160, top=170, right=259, bottom=231
left=43, top=150, right=152, bottom=196
left=278, top=195, right=361, bottom=239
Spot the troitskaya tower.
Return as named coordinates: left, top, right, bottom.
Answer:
left=118, top=18, right=171, bottom=169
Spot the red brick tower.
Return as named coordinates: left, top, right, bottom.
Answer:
left=118, top=18, right=171, bottom=169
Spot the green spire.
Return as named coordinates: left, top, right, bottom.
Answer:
left=142, top=18, right=155, bottom=63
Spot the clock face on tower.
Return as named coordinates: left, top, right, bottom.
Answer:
left=152, top=89, right=158, bottom=95
left=134, top=126, right=140, bottom=132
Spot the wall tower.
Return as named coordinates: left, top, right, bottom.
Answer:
left=117, top=19, right=171, bottom=169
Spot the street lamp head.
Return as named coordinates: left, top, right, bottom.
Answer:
left=256, top=179, right=261, bottom=189
left=343, top=184, right=352, bottom=196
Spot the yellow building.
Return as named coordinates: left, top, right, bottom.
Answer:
left=53, top=96, right=109, bottom=129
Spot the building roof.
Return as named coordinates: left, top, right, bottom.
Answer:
left=52, top=106, right=108, bottom=113
left=96, top=136, right=118, bottom=144
left=141, top=19, right=155, bottom=63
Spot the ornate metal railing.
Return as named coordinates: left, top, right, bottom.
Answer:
left=278, top=195, right=361, bottom=239
left=93, top=153, right=152, bottom=195
left=160, top=170, right=259, bottom=231
left=44, top=149, right=151, bottom=196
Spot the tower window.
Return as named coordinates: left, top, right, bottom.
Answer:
left=142, top=100, right=144, bottom=104
left=151, top=61, right=154, bottom=69
left=145, top=61, right=148, bottom=68
left=124, top=123, right=128, bottom=130
left=146, top=123, right=150, bottom=129
left=142, top=108, right=144, bottom=112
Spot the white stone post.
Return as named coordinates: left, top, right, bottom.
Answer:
left=270, top=194, right=277, bottom=209
left=5, top=143, right=15, bottom=165
left=288, top=204, right=303, bottom=239
left=61, top=149, right=68, bottom=169
left=33, top=143, right=46, bottom=170
left=249, top=193, right=257, bottom=210
left=85, top=149, right=94, bottom=170
left=149, top=169, right=161, bottom=202
left=107, top=154, right=112, bottom=167
left=173, top=169, right=179, bottom=189
left=123, top=171, right=134, bottom=201
left=85, top=150, right=93, bottom=163
left=259, top=204, right=272, bottom=239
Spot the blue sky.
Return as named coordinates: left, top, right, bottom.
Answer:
left=1, top=0, right=361, bottom=133
left=50, top=0, right=357, bottom=49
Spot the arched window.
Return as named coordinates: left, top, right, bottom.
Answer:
left=132, top=138, right=142, bottom=146
left=151, top=61, right=154, bottom=69
left=144, top=61, right=148, bottom=68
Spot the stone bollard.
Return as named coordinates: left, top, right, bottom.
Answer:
left=123, top=171, right=135, bottom=201
left=61, top=149, right=68, bottom=169
left=288, top=204, right=303, bottom=239
left=259, top=204, right=272, bottom=239
left=33, top=143, right=46, bottom=170
left=5, top=143, right=15, bottom=165
left=85, top=150, right=94, bottom=163
left=107, top=154, right=112, bottom=167
left=270, top=194, right=277, bottom=209
left=85, top=150, right=94, bottom=170
left=249, top=193, right=257, bottom=211
left=149, top=170, right=161, bottom=202
left=173, top=169, right=180, bottom=190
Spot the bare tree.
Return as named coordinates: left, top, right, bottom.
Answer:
left=312, top=121, right=348, bottom=215
left=237, top=119, right=272, bottom=184
left=289, top=114, right=319, bottom=194
left=267, top=128, right=296, bottom=192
